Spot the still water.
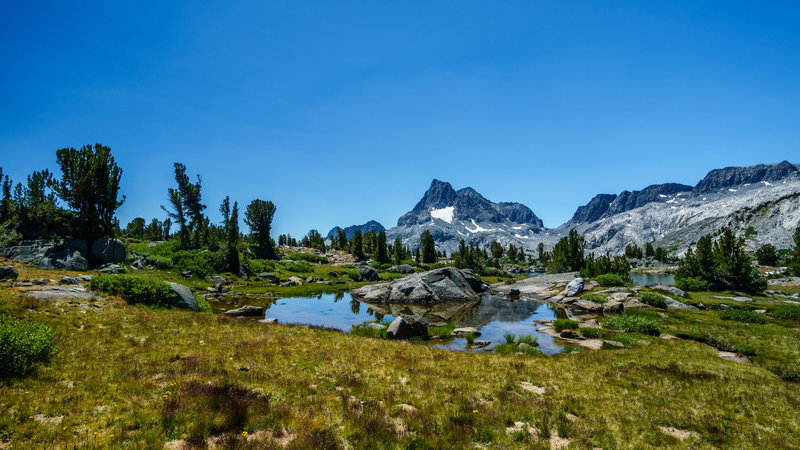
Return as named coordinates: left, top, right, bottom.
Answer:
left=219, top=292, right=564, bottom=354
left=629, top=273, right=675, bottom=286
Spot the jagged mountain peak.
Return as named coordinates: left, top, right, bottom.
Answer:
left=327, top=220, right=385, bottom=239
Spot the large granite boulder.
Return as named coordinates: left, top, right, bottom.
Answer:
left=224, top=305, right=264, bottom=317
left=47, top=249, right=89, bottom=271
left=352, top=267, right=483, bottom=303
left=0, top=266, right=18, bottom=281
left=359, top=267, right=380, bottom=282
left=562, top=278, right=585, bottom=297
left=386, top=315, right=428, bottom=340
left=167, top=282, right=199, bottom=311
left=90, top=238, right=126, bottom=265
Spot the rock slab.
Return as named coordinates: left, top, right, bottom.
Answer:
left=352, top=267, right=483, bottom=303
left=386, top=315, right=428, bottom=339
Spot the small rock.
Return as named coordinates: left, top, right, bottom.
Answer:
left=0, top=266, right=19, bottom=281
left=181, top=270, right=193, bottom=278
left=366, top=322, right=387, bottom=330
left=359, top=267, right=380, bottom=282
left=100, top=264, right=126, bottom=274
left=472, top=340, right=490, bottom=347
left=260, top=318, right=278, bottom=324
left=258, top=272, right=280, bottom=283
left=207, top=275, right=227, bottom=284
left=60, top=276, right=78, bottom=285
left=519, top=381, right=546, bottom=395
left=602, top=340, right=625, bottom=348
left=223, top=305, right=264, bottom=317
left=508, top=288, right=521, bottom=296
left=559, top=329, right=580, bottom=339
left=76, top=274, right=93, bottom=282
left=452, top=327, right=480, bottom=337
left=386, top=315, right=428, bottom=340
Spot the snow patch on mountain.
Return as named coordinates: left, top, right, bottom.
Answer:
left=430, top=206, right=454, bottom=224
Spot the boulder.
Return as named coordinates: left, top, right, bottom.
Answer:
left=508, top=288, right=521, bottom=297
left=472, top=340, right=491, bottom=347
left=45, top=249, right=89, bottom=271
left=559, top=329, right=580, bottom=339
left=167, top=282, right=199, bottom=311
left=224, top=305, right=264, bottom=317
left=662, top=296, right=698, bottom=310
left=76, top=274, right=93, bottom=282
left=288, top=276, right=305, bottom=285
left=258, top=272, right=280, bottom=283
left=388, top=264, right=416, bottom=274
left=652, top=284, right=686, bottom=298
left=351, top=267, right=483, bottom=303
left=386, top=315, right=428, bottom=340
left=602, top=300, right=624, bottom=314
left=89, top=238, right=126, bottom=265
left=359, top=267, right=380, bottom=282
left=570, top=300, right=603, bottom=313
left=562, top=278, right=585, bottom=297
left=0, top=266, right=18, bottom=281
left=207, top=276, right=227, bottom=284
left=60, top=276, right=78, bottom=285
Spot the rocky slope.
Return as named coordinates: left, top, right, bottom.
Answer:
left=385, top=161, right=800, bottom=255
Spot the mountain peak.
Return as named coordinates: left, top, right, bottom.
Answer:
left=695, top=161, right=799, bottom=193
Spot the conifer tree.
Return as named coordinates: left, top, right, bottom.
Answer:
left=374, top=230, right=390, bottom=264
left=226, top=201, right=240, bottom=273
left=351, top=230, right=364, bottom=260
left=244, top=199, right=277, bottom=259
left=420, top=230, right=436, bottom=263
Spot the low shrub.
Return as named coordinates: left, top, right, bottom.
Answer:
left=428, top=323, right=456, bottom=337
left=718, top=308, right=767, bottom=324
left=494, top=343, right=541, bottom=355
left=145, top=255, right=174, bottom=269
left=553, top=320, right=579, bottom=332
left=91, top=274, right=174, bottom=307
left=248, top=259, right=276, bottom=274
left=282, top=262, right=313, bottom=273
left=602, top=314, right=660, bottom=335
left=172, top=250, right=227, bottom=278
left=347, top=271, right=362, bottom=282
left=639, top=292, right=667, bottom=309
left=464, top=333, right=476, bottom=344
left=577, top=327, right=603, bottom=339
left=479, top=267, right=506, bottom=278
left=503, top=333, right=516, bottom=344
left=674, top=276, right=711, bottom=292
left=593, top=273, right=626, bottom=287
left=0, top=314, right=56, bottom=379
left=194, top=294, right=212, bottom=313
left=771, top=304, right=800, bottom=320
left=517, top=335, right=538, bottom=346
left=582, top=294, right=607, bottom=303
left=288, top=253, right=329, bottom=264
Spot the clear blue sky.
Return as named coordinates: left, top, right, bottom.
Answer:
left=1, top=1, right=799, bottom=236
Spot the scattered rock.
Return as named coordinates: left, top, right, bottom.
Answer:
left=472, top=340, right=491, bottom=347
left=519, top=381, right=546, bottom=395
left=260, top=318, right=278, bottom=324
left=659, top=426, right=700, bottom=441
left=223, top=305, right=264, bottom=317
left=100, top=264, right=125, bottom=274
left=562, top=278, right=584, bottom=297
left=0, top=266, right=18, bottom=281
left=663, top=296, right=697, bottom=310
left=602, top=300, right=624, bottom=313
left=27, top=286, right=101, bottom=301
left=207, top=275, right=227, bottom=284
left=397, top=403, right=417, bottom=413
left=602, top=340, right=625, bottom=348
left=652, top=284, right=686, bottom=298
left=559, top=329, right=580, bottom=339
left=60, top=276, right=78, bottom=285
left=167, top=282, right=199, bottom=311
left=386, top=315, right=428, bottom=340
left=181, top=270, right=193, bottom=278
left=366, top=322, right=387, bottom=330
left=608, top=292, right=632, bottom=301
left=718, top=350, right=752, bottom=365
left=29, top=278, right=49, bottom=285
left=508, top=288, right=521, bottom=296
left=570, top=300, right=603, bottom=313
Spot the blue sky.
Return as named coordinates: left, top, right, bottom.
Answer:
left=1, top=1, right=799, bottom=236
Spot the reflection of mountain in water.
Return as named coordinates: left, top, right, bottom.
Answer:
left=361, top=294, right=548, bottom=327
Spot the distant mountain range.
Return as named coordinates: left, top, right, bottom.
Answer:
left=335, top=161, right=800, bottom=255
left=327, top=220, right=385, bottom=240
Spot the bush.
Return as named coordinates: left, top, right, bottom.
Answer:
left=517, top=335, right=538, bottom=346
left=719, top=308, right=767, bottom=324
left=602, top=315, right=660, bottom=335
left=553, top=320, right=579, bottom=332
left=771, top=304, right=800, bottom=320
left=283, top=261, right=313, bottom=273
left=194, top=294, right=212, bottom=313
left=91, top=274, right=175, bottom=307
left=480, top=267, right=506, bottom=278
left=582, top=294, right=607, bottom=303
left=577, top=327, right=603, bottom=339
left=503, top=333, right=516, bottom=344
left=172, top=250, right=227, bottom=278
left=248, top=258, right=276, bottom=274
left=288, top=253, right=329, bottom=264
left=639, top=292, right=667, bottom=309
left=674, top=276, right=711, bottom=292
left=593, top=273, right=626, bottom=287
left=145, top=255, right=174, bottom=269
left=0, top=314, right=56, bottom=379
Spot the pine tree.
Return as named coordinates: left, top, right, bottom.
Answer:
left=350, top=230, right=364, bottom=260
left=244, top=199, right=277, bottom=259
left=490, top=241, right=503, bottom=259
left=52, top=144, right=125, bottom=239
left=336, top=228, right=348, bottom=250
left=374, top=230, right=390, bottom=264
left=645, top=242, right=655, bottom=258
left=789, top=226, right=800, bottom=276
left=393, top=237, right=404, bottom=265
left=420, top=230, right=436, bottom=263
left=226, top=201, right=240, bottom=273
